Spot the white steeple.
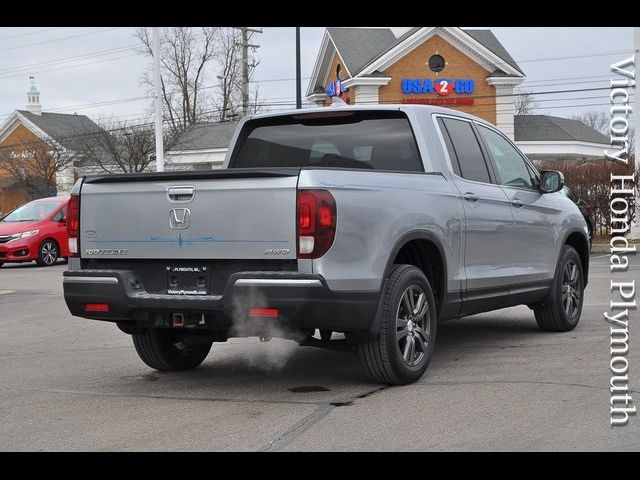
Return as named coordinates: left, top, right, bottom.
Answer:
left=26, top=76, right=42, bottom=115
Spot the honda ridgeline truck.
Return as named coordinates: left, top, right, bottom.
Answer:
left=63, top=105, right=589, bottom=385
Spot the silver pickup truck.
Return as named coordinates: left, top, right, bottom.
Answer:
left=63, top=104, right=590, bottom=385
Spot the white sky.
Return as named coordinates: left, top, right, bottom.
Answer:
left=0, top=26, right=635, bottom=125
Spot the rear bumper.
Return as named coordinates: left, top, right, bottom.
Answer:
left=63, top=269, right=379, bottom=333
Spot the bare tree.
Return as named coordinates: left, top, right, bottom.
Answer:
left=571, top=110, right=609, bottom=134
left=0, top=137, right=77, bottom=198
left=73, top=118, right=180, bottom=174
left=136, top=27, right=218, bottom=134
left=513, top=89, right=538, bottom=115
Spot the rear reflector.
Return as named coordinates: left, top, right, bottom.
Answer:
left=249, top=308, right=279, bottom=317
left=85, top=303, right=109, bottom=312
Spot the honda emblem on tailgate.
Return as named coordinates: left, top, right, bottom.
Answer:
left=169, top=208, right=191, bottom=229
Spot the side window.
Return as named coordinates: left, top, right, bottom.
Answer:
left=53, top=207, right=66, bottom=222
left=437, top=118, right=461, bottom=176
left=440, top=118, right=491, bottom=183
left=478, top=125, right=535, bottom=190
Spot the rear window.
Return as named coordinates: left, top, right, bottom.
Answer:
left=229, top=111, right=425, bottom=172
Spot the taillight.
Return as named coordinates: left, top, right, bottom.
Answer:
left=296, top=189, right=336, bottom=259
left=67, top=195, right=80, bottom=257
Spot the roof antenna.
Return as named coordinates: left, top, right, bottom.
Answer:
left=330, top=96, right=348, bottom=107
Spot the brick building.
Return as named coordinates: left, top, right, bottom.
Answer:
left=306, top=27, right=610, bottom=161
left=0, top=81, right=101, bottom=213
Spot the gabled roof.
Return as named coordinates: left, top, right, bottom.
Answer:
left=168, top=121, right=239, bottom=152
left=310, top=27, right=524, bottom=95
left=18, top=110, right=102, bottom=146
left=0, top=110, right=103, bottom=153
left=514, top=115, right=610, bottom=144
left=327, top=27, right=397, bottom=76
left=464, top=29, right=523, bottom=75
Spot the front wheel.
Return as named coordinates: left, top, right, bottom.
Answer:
left=534, top=245, right=584, bottom=332
left=132, top=329, right=212, bottom=371
left=357, top=264, right=437, bottom=385
left=36, top=239, right=59, bottom=266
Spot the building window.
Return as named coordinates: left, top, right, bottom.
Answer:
left=428, top=54, right=445, bottom=73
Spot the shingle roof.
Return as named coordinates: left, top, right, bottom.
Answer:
left=17, top=110, right=102, bottom=150
left=327, top=27, right=397, bottom=76
left=463, top=29, right=524, bottom=75
left=168, top=121, right=239, bottom=151
left=323, top=27, right=523, bottom=80
left=514, top=115, right=610, bottom=144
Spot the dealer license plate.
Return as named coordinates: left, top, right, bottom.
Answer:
left=166, top=266, right=209, bottom=295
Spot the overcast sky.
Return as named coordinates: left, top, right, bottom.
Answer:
left=0, top=27, right=635, bottom=126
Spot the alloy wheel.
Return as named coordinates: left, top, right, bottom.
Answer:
left=41, top=241, right=58, bottom=265
left=561, top=260, right=581, bottom=319
left=396, top=285, right=431, bottom=366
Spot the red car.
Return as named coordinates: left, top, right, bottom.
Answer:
left=0, top=196, right=70, bottom=267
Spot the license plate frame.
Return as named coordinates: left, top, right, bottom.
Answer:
left=166, top=266, right=209, bottom=296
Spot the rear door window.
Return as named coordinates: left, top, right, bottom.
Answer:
left=440, top=117, right=492, bottom=183
left=230, top=111, right=426, bottom=172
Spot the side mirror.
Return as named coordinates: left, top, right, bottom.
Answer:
left=540, top=170, right=565, bottom=193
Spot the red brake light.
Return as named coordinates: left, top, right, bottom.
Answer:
left=296, top=189, right=336, bottom=259
left=249, top=308, right=279, bottom=317
left=67, top=195, right=79, bottom=257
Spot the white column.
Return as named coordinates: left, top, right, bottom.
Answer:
left=354, top=85, right=380, bottom=105
left=494, top=85, right=516, bottom=140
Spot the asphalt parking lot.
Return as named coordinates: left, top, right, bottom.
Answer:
left=1, top=254, right=638, bottom=451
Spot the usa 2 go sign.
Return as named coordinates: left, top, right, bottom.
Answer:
left=402, top=78, right=475, bottom=96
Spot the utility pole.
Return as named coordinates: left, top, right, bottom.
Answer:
left=296, top=27, right=301, bottom=109
left=152, top=27, right=164, bottom=172
left=236, top=27, right=262, bottom=117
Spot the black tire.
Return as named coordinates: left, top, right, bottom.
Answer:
left=132, top=329, right=212, bottom=371
left=357, top=264, right=437, bottom=385
left=0, top=262, right=4, bottom=267
left=534, top=245, right=584, bottom=332
left=36, top=239, right=59, bottom=266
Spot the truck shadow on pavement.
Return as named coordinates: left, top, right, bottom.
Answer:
left=114, top=311, right=551, bottom=392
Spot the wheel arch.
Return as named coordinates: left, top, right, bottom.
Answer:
left=562, top=229, right=590, bottom=286
left=382, top=230, right=448, bottom=315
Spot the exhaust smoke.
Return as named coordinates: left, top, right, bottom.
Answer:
left=229, top=287, right=306, bottom=372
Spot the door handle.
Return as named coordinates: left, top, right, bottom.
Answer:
left=463, top=192, right=479, bottom=202
left=511, top=198, right=524, bottom=208
left=167, top=186, right=195, bottom=203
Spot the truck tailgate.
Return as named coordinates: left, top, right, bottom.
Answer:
left=79, top=170, right=298, bottom=260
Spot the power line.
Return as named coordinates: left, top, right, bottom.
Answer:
left=0, top=96, right=631, bottom=154
left=0, top=45, right=138, bottom=75
left=0, top=27, right=65, bottom=43
left=0, top=27, right=121, bottom=53
left=0, top=53, right=140, bottom=80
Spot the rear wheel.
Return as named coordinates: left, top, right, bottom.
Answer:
left=534, top=245, right=584, bottom=332
left=36, top=239, right=59, bottom=266
left=132, top=329, right=212, bottom=371
left=357, top=264, right=437, bottom=385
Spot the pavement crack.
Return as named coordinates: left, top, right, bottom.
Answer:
left=2, top=385, right=324, bottom=407
left=257, top=386, right=387, bottom=452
